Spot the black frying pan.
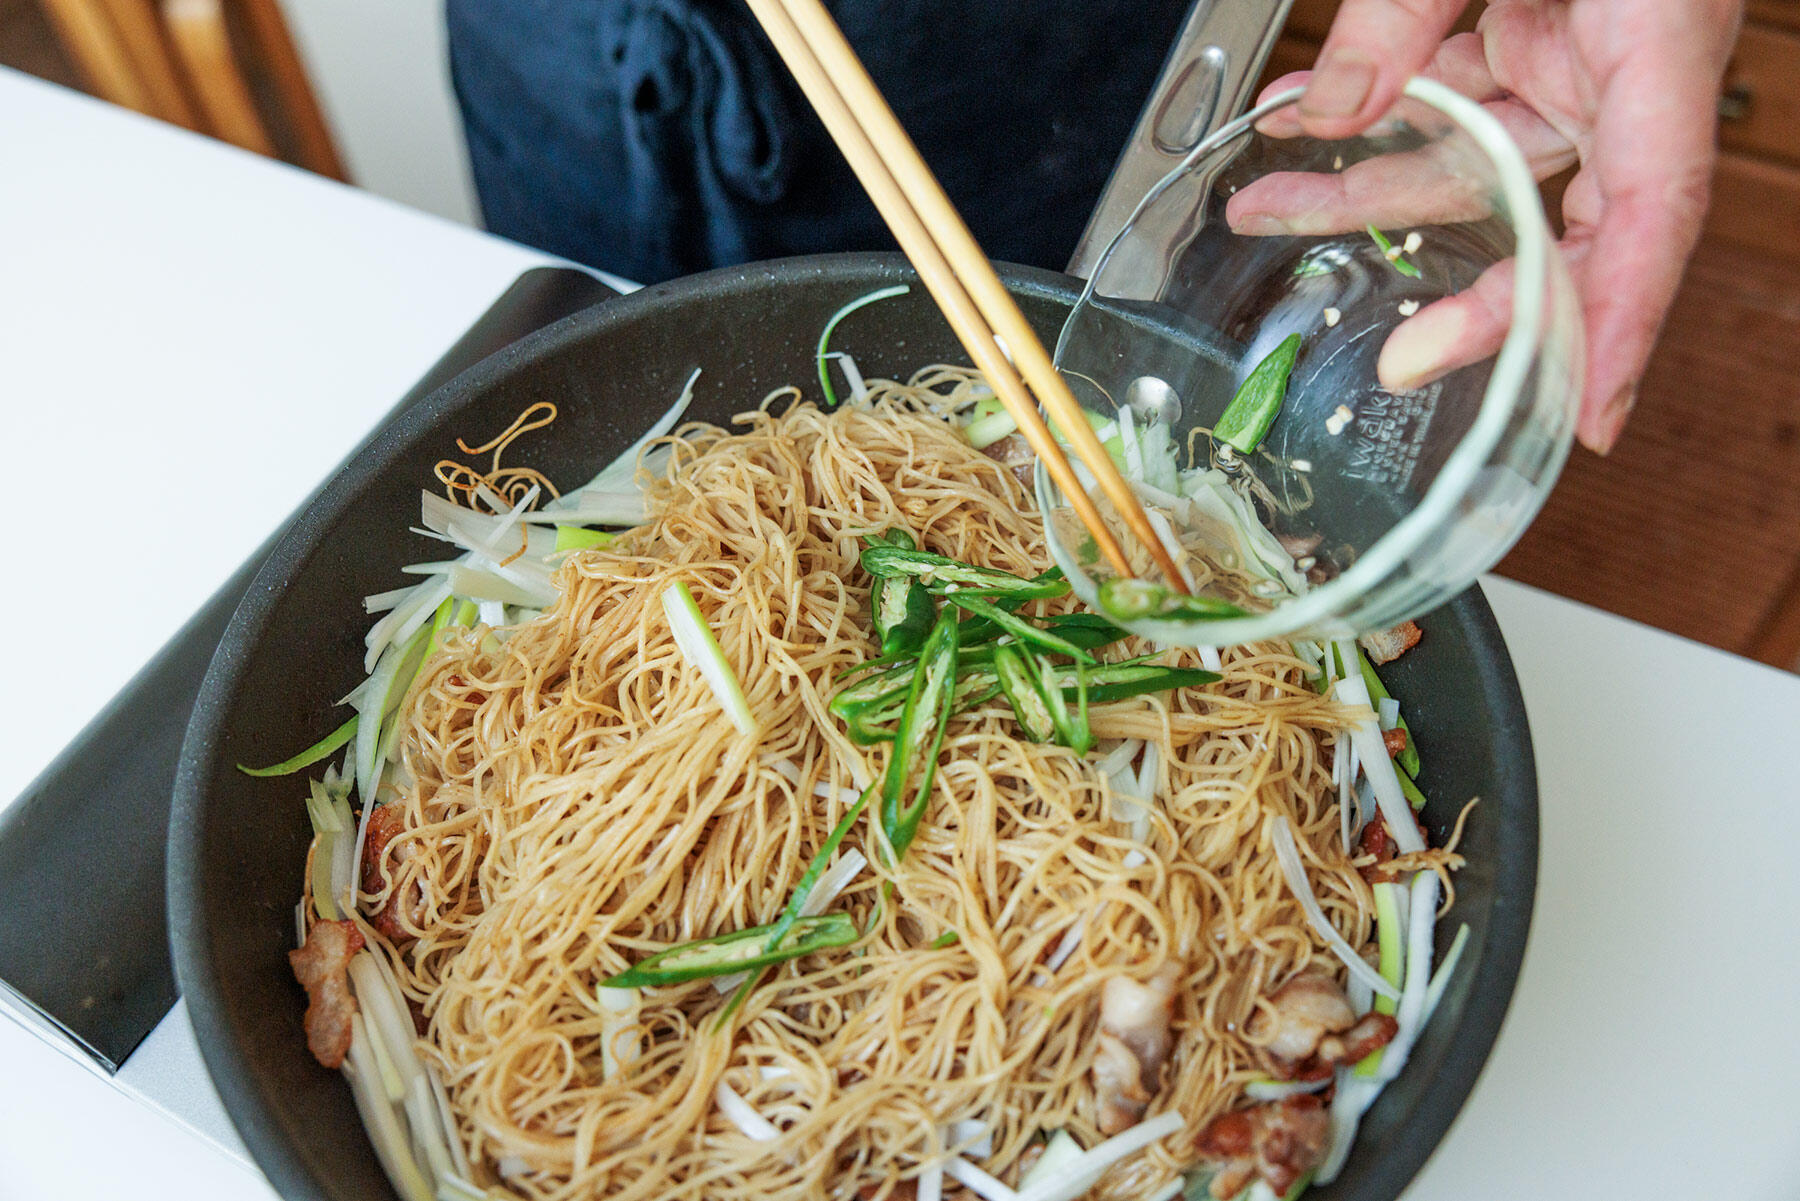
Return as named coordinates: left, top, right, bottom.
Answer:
left=170, top=253, right=1537, bottom=1201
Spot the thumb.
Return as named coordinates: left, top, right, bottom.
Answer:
left=1300, top=0, right=1469, bottom=138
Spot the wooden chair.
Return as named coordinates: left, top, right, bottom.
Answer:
left=36, top=0, right=347, bottom=180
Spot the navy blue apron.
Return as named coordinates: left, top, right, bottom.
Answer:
left=445, top=0, right=1193, bottom=283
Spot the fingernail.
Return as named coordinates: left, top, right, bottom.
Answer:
left=1300, top=48, right=1377, bottom=120
left=1231, top=213, right=1294, bottom=236
left=1594, top=383, right=1637, bottom=454
left=1377, top=304, right=1465, bottom=391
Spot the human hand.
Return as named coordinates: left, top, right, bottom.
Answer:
left=1272, top=0, right=1743, bottom=453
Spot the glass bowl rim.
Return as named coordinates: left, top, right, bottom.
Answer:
left=1043, top=76, right=1572, bottom=645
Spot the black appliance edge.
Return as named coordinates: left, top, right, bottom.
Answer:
left=0, top=265, right=619, bottom=1070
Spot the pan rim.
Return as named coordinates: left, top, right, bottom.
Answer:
left=169, top=250, right=1536, bottom=1201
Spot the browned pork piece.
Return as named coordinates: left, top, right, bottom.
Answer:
left=1092, top=963, right=1182, bottom=1134
left=361, top=803, right=422, bottom=943
left=1358, top=620, right=1422, bottom=665
left=288, top=918, right=364, bottom=1068
left=1249, top=969, right=1398, bottom=1081
left=980, top=432, right=1036, bottom=491
left=1195, top=1094, right=1331, bottom=1199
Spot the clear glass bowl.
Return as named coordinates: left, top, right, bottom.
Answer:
left=1041, top=77, right=1582, bottom=647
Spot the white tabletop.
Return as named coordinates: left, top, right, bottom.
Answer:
left=2, top=67, right=1797, bottom=1201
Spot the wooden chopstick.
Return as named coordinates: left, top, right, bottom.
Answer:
left=744, top=0, right=1188, bottom=593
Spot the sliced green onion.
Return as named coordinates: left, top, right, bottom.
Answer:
left=1213, top=332, right=1302, bottom=455
left=1355, top=881, right=1406, bottom=1077
left=1367, top=224, right=1421, bottom=277
left=928, top=930, right=960, bottom=950
left=554, top=525, right=616, bottom=553
left=238, top=715, right=358, bottom=778
left=662, top=579, right=757, bottom=736
left=961, top=396, right=1019, bottom=449
left=1357, top=648, right=1421, bottom=778
left=817, top=285, right=910, bottom=407
left=602, top=912, right=859, bottom=988
left=1096, top=577, right=1248, bottom=622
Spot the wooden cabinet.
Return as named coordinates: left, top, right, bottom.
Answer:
left=1268, top=2, right=1800, bottom=669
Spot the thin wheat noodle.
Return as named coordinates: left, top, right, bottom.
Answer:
left=356, top=367, right=1435, bottom=1201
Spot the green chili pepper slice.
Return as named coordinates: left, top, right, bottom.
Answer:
left=869, top=531, right=938, bottom=655
left=861, top=546, right=1069, bottom=600
left=843, top=671, right=1000, bottom=745
left=760, top=785, right=873, bottom=955
left=1097, top=577, right=1249, bottom=623
left=601, top=912, right=859, bottom=988
left=993, top=644, right=1056, bottom=742
left=942, top=594, right=1095, bottom=661
left=1214, top=332, right=1302, bottom=455
left=880, top=608, right=960, bottom=859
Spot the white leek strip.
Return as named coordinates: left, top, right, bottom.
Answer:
left=343, top=1017, right=434, bottom=1201
left=1271, top=818, right=1399, bottom=1001
left=1347, top=973, right=1372, bottom=1017
left=405, top=1073, right=456, bottom=1184
left=1127, top=479, right=1194, bottom=524
left=1424, top=923, right=1471, bottom=1016
left=768, top=758, right=862, bottom=805
left=310, top=831, right=340, bottom=921
left=426, top=1065, right=472, bottom=1180
left=1144, top=1179, right=1184, bottom=1201
left=917, top=1165, right=944, bottom=1201
left=1018, top=1131, right=1084, bottom=1192
left=349, top=956, right=416, bottom=1102
left=1330, top=674, right=1424, bottom=856
left=436, top=1179, right=490, bottom=1201
left=580, top=367, right=701, bottom=493
left=446, top=563, right=550, bottom=608
left=293, top=899, right=307, bottom=948
left=948, top=1118, right=993, bottom=1159
left=1133, top=742, right=1161, bottom=826
left=476, top=600, right=506, bottom=628
left=1377, top=697, right=1400, bottom=730
left=521, top=489, right=647, bottom=527
left=1116, top=405, right=1146, bottom=481
left=1093, top=738, right=1143, bottom=779
left=364, top=584, right=418, bottom=614
left=1144, top=509, right=1194, bottom=591
left=663, top=580, right=756, bottom=735
left=1314, top=1071, right=1382, bottom=1185
left=714, top=1080, right=779, bottom=1142
left=1012, top=1111, right=1184, bottom=1201
left=943, top=1157, right=1018, bottom=1201
left=1335, top=732, right=1354, bottom=854
left=356, top=620, right=433, bottom=804
left=353, top=951, right=431, bottom=1093
left=365, top=573, right=450, bottom=672
left=824, top=352, right=869, bottom=403
left=330, top=801, right=358, bottom=912
left=1375, top=870, right=1440, bottom=1083
left=1245, top=1076, right=1332, bottom=1102
left=595, top=985, right=644, bottom=1073
left=1044, top=914, right=1090, bottom=974
left=1197, top=645, right=1223, bottom=671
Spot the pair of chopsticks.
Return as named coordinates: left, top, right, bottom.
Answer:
left=743, top=0, right=1186, bottom=593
